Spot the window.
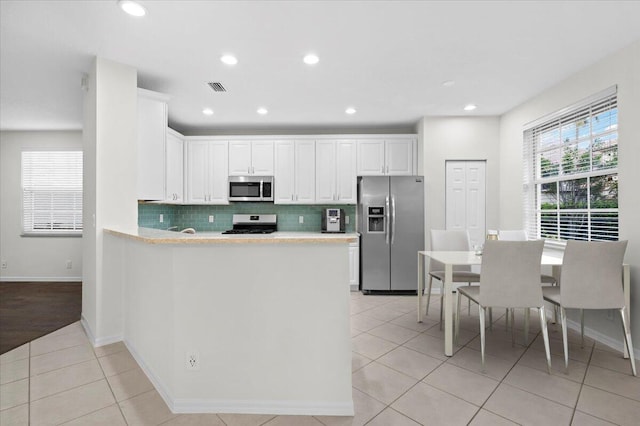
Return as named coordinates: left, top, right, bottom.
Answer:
left=21, top=151, right=83, bottom=235
left=523, top=87, right=618, bottom=242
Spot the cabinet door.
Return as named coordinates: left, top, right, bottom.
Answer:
left=356, top=140, right=385, bottom=176
left=274, top=141, right=295, bottom=204
left=137, top=95, right=167, bottom=200
left=165, top=132, right=183, bottom=202
left=186, top=141, right=209, bottom=203
left=385, top=139, right=413, bottom=175
left=335, top=140, right=357, bottom=204
left=315, top=141, right=337, bottom=203
left=294, top=140, right=316, bottom=203
left=228, top=141, right=252, bottom=175
left=251, top=141, right=274, bottom=175
left=208, top=141, right=229, bottom=204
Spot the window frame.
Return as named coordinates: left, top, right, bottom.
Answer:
left=523, top=87, right=618, bottom=245
left=21, top=150, right=83, bottom=237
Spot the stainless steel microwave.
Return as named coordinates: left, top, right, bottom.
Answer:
left=228, top=176, right=274, bottom=202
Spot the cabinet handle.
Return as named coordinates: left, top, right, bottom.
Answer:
left=252, top=166, right=255, bottom=174
left=386, top=165, right=389, bottom=174
left=248, top=167, right=251, bottom=174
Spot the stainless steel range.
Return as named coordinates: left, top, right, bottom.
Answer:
left=222, top=214, right=277, bottom=234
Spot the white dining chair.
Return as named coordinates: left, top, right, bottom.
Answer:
left=542, top=240, right=636, bottom=376
left=426, top=230, right=481, bottom=329
left=456, top=240, right=552, bottom=373
left=498, top=229, right=557, bottom=339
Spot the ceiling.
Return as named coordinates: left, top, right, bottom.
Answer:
left=2, top=1, right=640, bottom=135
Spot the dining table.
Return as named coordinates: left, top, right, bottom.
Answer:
left=417, top=250, right=631, bottom=357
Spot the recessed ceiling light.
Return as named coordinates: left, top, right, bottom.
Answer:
left=442, top=80, right=455, bottom=87
left=463, top=104, right=477, bottom=111
left=345, top=107, right=357, bottom=115
left=202, top=108, right=214, bottom=116
left=118, top=0, right=146, bottom=17
left=303, top=54, right=319, bottom=65
left=220, top=55, right=238, bottom=65
left=257, top=107, right=268, bottom=115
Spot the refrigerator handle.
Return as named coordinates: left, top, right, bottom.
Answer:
left=391, top=195, right=396, bottom=244
left=385, top=195, right=390, bottom=245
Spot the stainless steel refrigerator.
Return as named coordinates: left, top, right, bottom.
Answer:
left=358, top=176, right=424, bottom=292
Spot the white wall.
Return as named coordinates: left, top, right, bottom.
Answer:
left=82, top=57, right=138, bottom=343
left=500, top=40, right=640, bottom=353
left=419, top=116, right=501, bottom=249
left=0, top=131, right=83, bottom=281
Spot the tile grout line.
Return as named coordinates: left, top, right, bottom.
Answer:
left=569, top=342, right=596, bottom=426
left=91, top=348, right=130, bottom=425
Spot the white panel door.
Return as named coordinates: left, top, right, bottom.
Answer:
left=274, top=141, right=295, bottom=203
left=445, top=161, right=486, bottom=248
left=357, top=140, right=385, bottom=175
left=465, top=162, right=486, bottom=248
left=385, top=139, right=413, bottom=175
left=251, top=140, right=274, bottom=175
left=446, top=162, right=467, bottom=231
left=315, top=140, right=337, bottom=203
left=186, top=141, right=209, bottom=203
left=294, top=140, right=316, bottom=203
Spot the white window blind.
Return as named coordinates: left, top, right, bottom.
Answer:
left=523, top=87, right=618, bottom=242
left=22, top=151, right=83, bottom=235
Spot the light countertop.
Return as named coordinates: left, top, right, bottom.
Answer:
left=104, top=227, right=359, bottom=244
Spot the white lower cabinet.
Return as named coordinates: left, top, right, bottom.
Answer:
left=186, top=140, right=229, bottom=204
left=349, top=241, right=360, bottom=291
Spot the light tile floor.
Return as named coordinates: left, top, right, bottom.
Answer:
left=1, top=293, right=638, bottom=425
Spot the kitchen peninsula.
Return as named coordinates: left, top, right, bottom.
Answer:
left=101, top=227, right=357, bottom=415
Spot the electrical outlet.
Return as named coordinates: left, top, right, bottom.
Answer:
left=209, top=215, right=214, bottom=223
left=345, top=215, right=350, bottom=225
left=186, top=351, right=200, bottom=370
left=1, top=260, right=7, bottom=269
left=299, top=215, right=304, bottom=224
left=159, top=214, right=164, bottom=223
left=66, top=260, right=72, bottom=269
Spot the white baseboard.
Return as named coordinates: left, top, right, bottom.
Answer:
left=124, top=339, right=354, bottom=416
left=564, top=317, right=640, bottom=360
left=80, top=314, right=123, bottom=347
left=545, top=308, right=640, bottom=360
left=0, top=276, right=82, bottom=282
left=124, top=339, right=176, bottom=412
left=172, top=399, right=354, bottom=416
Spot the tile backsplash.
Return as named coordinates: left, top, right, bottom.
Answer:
left=138, top=202, right=356, bottom=233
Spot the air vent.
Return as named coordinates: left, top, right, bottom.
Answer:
left=207, top=82, right=226, bottom=92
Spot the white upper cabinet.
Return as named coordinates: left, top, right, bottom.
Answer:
left=228, top=140, right=274, bottom=176
left=275, top=140, right=315, bottom=204
left=357, top=138, right=415, bottom=176
left=165, top=130, right=184, bottom=202
left=356, top=140, right=385, bottom=175
left=316, top=140, right=357, bottom=204
left=186, top=140, right=229, bottom=204
left=295, top=140, right=316, bottom=203
left=137, top=89, right=169, bottom=200
left=385, top=139, right=414, bottom=175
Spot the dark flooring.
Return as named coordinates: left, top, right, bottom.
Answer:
left=0, top=282, right=82, bottom=354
